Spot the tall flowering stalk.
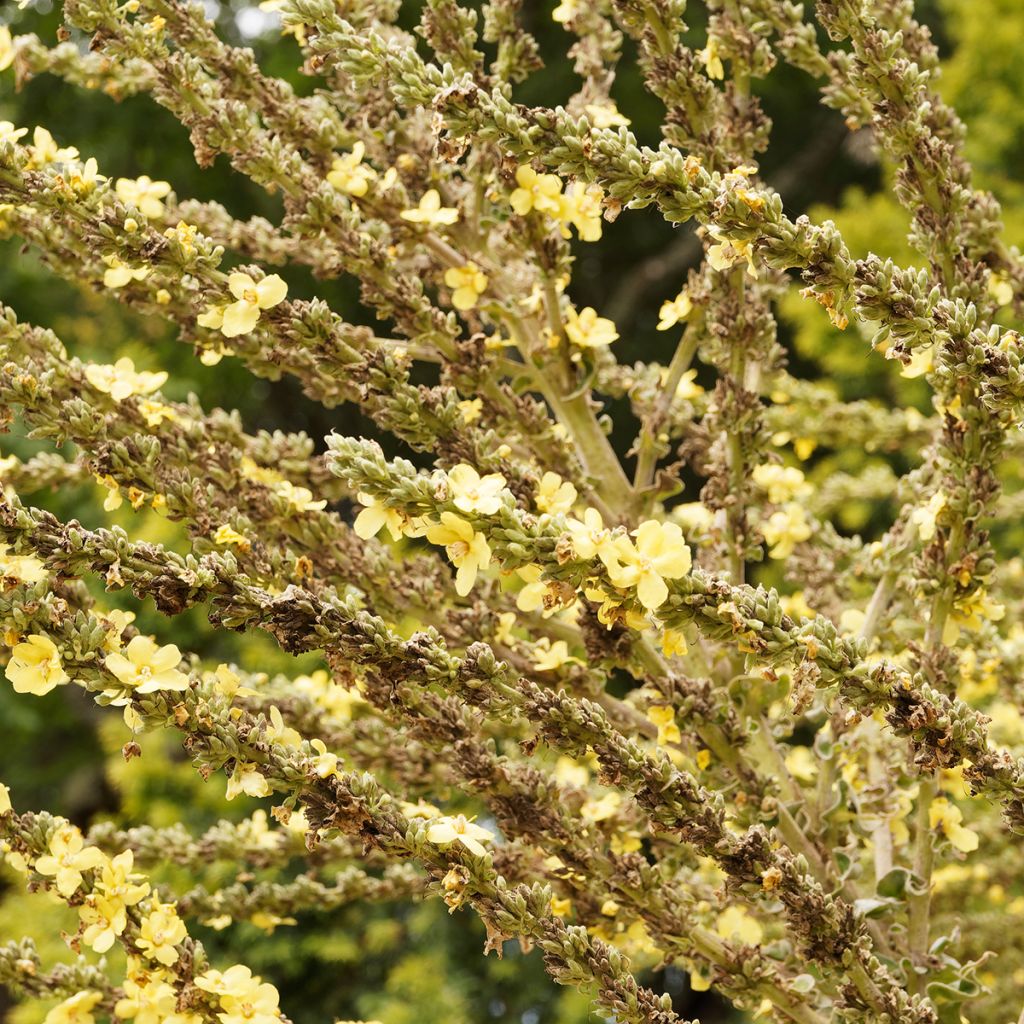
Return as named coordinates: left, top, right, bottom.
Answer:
left=1, top=1, right=1024, bottom=1022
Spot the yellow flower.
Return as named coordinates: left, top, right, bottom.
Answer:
left=647, top=705, right=680, bottom=746
left=565, top=507, right=622, bottom=570
left=400, top=189, right=459, bottom=226
left=137, top=901, right=187, bottom=965
left=459, top=398, right=483, bottom=423
left=6, top=633, right=69, bottom=696
left=0, top=121, right=28, bottom=147
left=661, top=627, right=688, bottom=657
left=673, top=368, right=703, bottom=400
left=99, top=254, right=149, bottom=289
left=115, top=975, right=189, bottom=1023
left=657, top=290, right=693, bottom=331
left=911, top=490, right=947, bottom=542
left=444, top=262, right=488, bottom=310
left=214, top=524, right=252, bottom=552
left=43, top=991, right=103, bottom=1024
left=510, top=165, right=563, bottom=216
left=532, top=638, right=582, bottom=671
left=309, top=739, right=339, bottom=778
left=988, top=272, right=1014, bottom=307
left=86, top=357, right=167, bottom=401
left=137, top=398, right=177, bottom=427
left=104, top=635, right=189, bottom=694
left=535, top=471, right=577, bottom=515
left=80, top=893, right=128, bottom=952
left=0, top=783, right=10, bottom=814
left=35, top=824, right=106, bottom=897
left=197, top=964, right=281, bottom=1024
left=425, top=513, right=491, bottom=596
left=564, top=306, right=619, bottom=348
left=98, top=850, right=150, bottom=906
left=900, top=344, right=934, bottom=379
left=607, top=520, right=693, bottom=610
left=0, top=542, right=46, bottom=583
left=751, top=464, right=811, bottom=504
left=226, top=761, right=271, bottom=800
left=327, top=142, right=376, bottom=197
left=943, top=588, right=1005, bottom=645
left=447, top=463, right=507, bottom=515
left=0, top=26, right=14, bottom=73
left=273, top=480, right=327, bottom=512
left=115, top=175, right=171, bottom=218
left=550, top=896, right=572, bottom=917
left=552, top=0, right=579, bottom=23
left=68, top=157, right=105, bottom=195
left=761, top=504, right=811, bottom=559
left=28, top=126, right=79, bottom=167
left=199, top=273, right=287, bottom=338
left=352, top=492, right=405, bottom=541
left=929, top=797, right=979, bottom=853
left=715, top=905, right=763, bottom=945
left=784, top=746, right=817, bottom=783
left=560, top=182, right=604, bottom=241
left=584, top=103, right=630, bottom=128
left=699, top=37, right=725, bottom=79
left=706, top=227, right=757, bottom=277
left=425, top=814, right=495, bottom=857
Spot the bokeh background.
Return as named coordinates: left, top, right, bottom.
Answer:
left=1, top=0, right=1022, bottom=1021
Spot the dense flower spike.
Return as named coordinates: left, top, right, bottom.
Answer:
left=1, top=0, right=1024, bottom=1022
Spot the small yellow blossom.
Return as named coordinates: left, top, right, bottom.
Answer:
left=35, top=824, right=106, bottom=897
left=459, top=398, right=483, bottom=423
left=353, top=492, right=405, bottom=541
left=535, top=472, right=577, bottom=515
left=657, top=290, right=693, bottom=331
left=199, top=273, right=287, bottom=338
left=911, top=490, right=947, bottom=542
left=447, top=464, right=507, bottom=515
left=0, top=27, right=14, bottom=73
left=5, top=633, right=69, bottom=696
left=751, top=464, right=811, bottom=504
left=43, top=991, right=103, bottom=1024
left=761, top=504, right=812, bottom=559
left=560, top=182, right=604, bottom=241
left=661, top=628, right=689, bottom=657
left=0, top=784, right=10, bottom=814
left=532, top=638, right=583, bottom=671
left=550, top=896, right=572, bottom=917
left=929, top=797, right=979, bottom=853
left=647, top=705, right=680, bottom=746
left=197, top=964, right=281, bottom=1024
left=273, top=480, right=327, bottom=512
left=425, top=513, right=491, bottom=596
left=988, top=272, right=1014, bottom=307
left=552, top=0, right=579, bottom=22
left=80, top=894, right=128, bottom=953
left=510, top=165, right=563, bottom=216
left=584, top=103, right=630, bottom=128
left=425, top=814, right=495, bottom=857
left=137, top=901, right=188, bottom=965
left=564, top=306, right=619, bottom=349
left=115, top=175, right=171, bottom=218
left=327, top=142, right=376, bottom=197
left=444, top=262, right=488, bottom=310
left=226, top=762, right=271, bottom=801
left=706, top=227, right=757, bottom=277
left=0, top=543, right=46, bottom=584
left=68, top=157, right=105, bottom=195
left=214, top=524, right=252, bottom=552
left=715, top=905, right=763, bottom=945
left=699, top=37, right=725, bottom=79
left=309, top=738, right=339, bottom=778
left=101, top=254, right=150, bottom=289
left=86, top=357, right=167, bottom=401
left=28, top=126, right=79, bottom=167
left=608, top=520, right=693, bottom=610
left=104, top=635, right=190, bottom=693
left=400, top=189, right=459, bottom=226
left=943, top=588, right=1005, bottom=645
left=565, top=507, right=621, bottom=570
left=900, top=344, right=935, bottom=379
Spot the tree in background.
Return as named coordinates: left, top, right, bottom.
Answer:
left=2, top=1, right=1024, bottom=1023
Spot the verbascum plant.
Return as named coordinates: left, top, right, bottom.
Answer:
left=1, top=1, right=1024, bottom=1022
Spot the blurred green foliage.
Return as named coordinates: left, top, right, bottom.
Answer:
left=1, top=0, right=1022, bottom=1021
